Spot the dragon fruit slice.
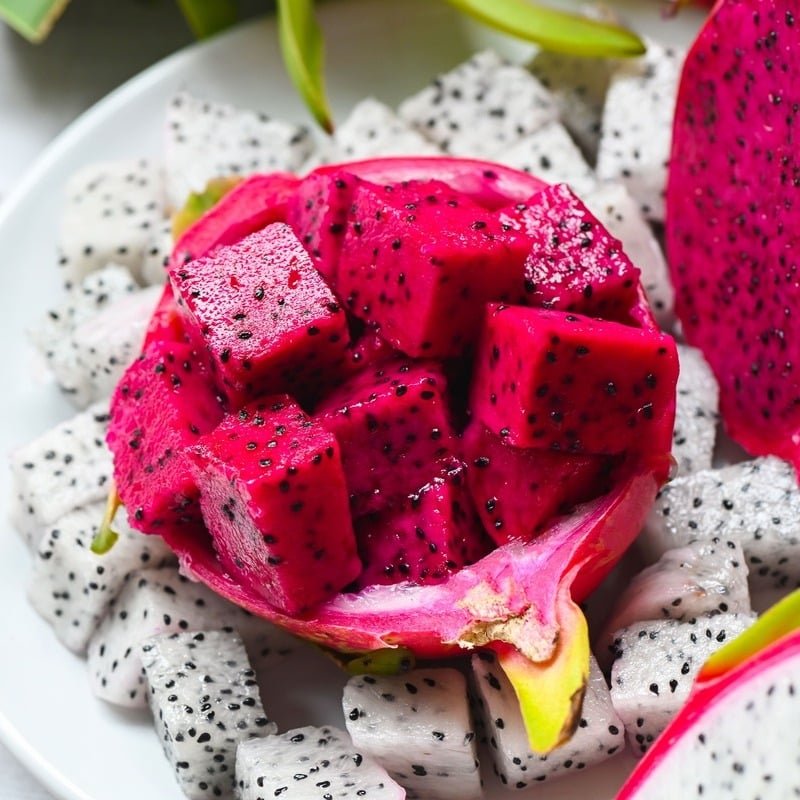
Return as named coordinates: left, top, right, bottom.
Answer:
left=530, top=50, right=612, bottom=162
left=463, top=422, right=608, bottom=545
left=471, top=651, right=624, bottom=786
left=596, top=40, right=684, bottom=221
left=672, top=345, right=719, bottom=475
left=343, top=668, right=482, bottom=800
left=164, top=92, right=313, bottom=208
left=337, top=180, right=531, bottom=357
left=9, top=402, right=111, bottom=548
left=140, top=221, right=172, bottom=286
left=108, top=339, right=222, bottom=534
left=58, top=159, right=167, bottom=284
left=641, top=457, right=800, bottom=590
left=354, top=462, right=489, bottom=588
left=236, top=725, right=406, bottom=800
left=617, top=591, right=800, bottom=799
left=190, top=396, right=360, bottom=614
left=27, top=503, right=174, bottom=654
left=315, top=360, right=456, bottom=516
left=495, top=121, right=597, bottom=197
left=666, top=1, right=800, bottom=468
left=398, top=50, right=557, bottom=157
left=609, top=612, right=755, bottom=755
left=581, top=182, right=674, bottom=328
left=169, top=223, right=349, bottom=406
left=470, top=305, right=678, bottom=454
left=141, top=629, right=275, bottom=800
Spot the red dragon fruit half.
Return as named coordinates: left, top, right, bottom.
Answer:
left=667, top=0, right=800, bottom=469
left=107, top=157, right=678, bottom=753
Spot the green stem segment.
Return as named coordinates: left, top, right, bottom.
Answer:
left=91, top=485, right=122, bottom=556
left=0, top=0, right=70, bottom=43
left=175, top=0, right=238, bottom=39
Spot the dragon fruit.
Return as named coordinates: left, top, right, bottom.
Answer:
left=164, top=92, right=313, bottom=208
left=336, top=179, right=532, bottom=357
left=191, top=396, right=360, bottom=613
left=58, top=159, right=167, bottom=284
left=354, top=461, right=489, bottom=588
left=495, top=121, right=597, bottom=197
left=666, top=0, right=800, bottom=469
left=463, top=422, right=608, bottom=545
left=236, top=725, right=406, bottom=800
left=641, top=457, right=800, bottom=590
left=597, top=539, right=752, bottom=668
left=471, top=651, right=624, bottom=786
left=140, top=221, right=172, bottom=286
left=105, top=156, right=678, bottom=754
left=470, top=305, right=678, bottom=453
left=9, top=402, right=111, bottom=548
left=343, top=668, right=482, bottom=800
left=617, top=590, right=800, bottom=799
left=398, top=50, right=557, bottom=157
left=581, top=182, right=674, bottom=328
left=530, top=50, right=612, bottom=162
left=141, top=629, right=275, bottom=800
left=169, top=223, right=349, bottom=405
left=596, top=40, right=684, bottom=221
left=672, top=344, right=719, bottom=475
left=315, top=360, right=457, bottom=516
left=609, top=612, right=755, bottom=755
left=108, top=339, right=223, bottom=534
left=27, top=504, right=174, bottom=654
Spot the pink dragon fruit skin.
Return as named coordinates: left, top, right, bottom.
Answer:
left=315, top=359, right=457, bottom=517
left=108, top=340, right=224, bottom=532
left=463, top=422, right=609, bottom=545
left=666, top=0, right=800, bottom=468
left=337, top=181, right=532, bottom=358
left=503, top=183, right=641, bottom=322
left=169, top=223, right=350, bottom=406
left=354, top=461, right=491, bottom=588
left=470, top=305, right=678, bottom=456
left=190, top=396, right=361, bottom=614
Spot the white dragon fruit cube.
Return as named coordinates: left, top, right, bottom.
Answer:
left=58, top=159, right=168, bottom=285
left=139, top=220, right=172, bottom=286
left=398, top=50, right=558, bottom=158
left=9, top=402, right=112, bottom=549
left=142, top=629, right=275, bottom=800
left=165, top=92, right=314, bottom=209
left=343, top=668, right=481, bottom=800
left=596, top=40, right=685, bottom=221
left=471, top=651, right=624, bottom=787
left=494, top=120, right=597, bottom=196
left=27, top=503, right=175, bottom=654
left=609, top=613, right=755, bottom=755
left=641, top=457, right=800, bottom=590
left=236, top=725, right=406, bottom=800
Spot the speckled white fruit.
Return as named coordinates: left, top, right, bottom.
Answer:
left=236, top=725, right=406, bottom=800
left=343, top=668, right=481, bottom=800
left=641, top=457, right=800, bottom=590
left=9, top=402, right=112, bottom=549
left=398, top=50, right=557, bottom=158
left=142, top=629, right=275, bottom=800
left=471, top=651, right=624, bottom=787
left=596, top=41, right=684, bottom=221
left=495, top=120, right=597, bottom=196
left=140, top=220, right=172, bottom=285
left=164, top=92, right=313, bottom=209
left=58, top=159, right=167, bottom=284
left=609, top=613, right=755, bottom=755
left=27, top=504, right=174, bottom=654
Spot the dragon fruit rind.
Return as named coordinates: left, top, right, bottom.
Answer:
left=108, top=155, right=677, bottom=753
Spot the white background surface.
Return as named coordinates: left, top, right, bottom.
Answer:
left=0, top=3, right=704, bottom=799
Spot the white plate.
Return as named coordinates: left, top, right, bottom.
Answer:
left=0, top=2, right=705, bottom=798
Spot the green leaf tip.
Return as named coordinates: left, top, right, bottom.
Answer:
left=172, top=176, right=242, bottom=239
left=0, top=0, right=70, bottom=43
left=277, top=0, right=334, bottom=133
left=91, top=485, right=122, bottom=556
left=176, top=0, right=237, bottom=39
left=443, top=0, right=646, bottom=58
